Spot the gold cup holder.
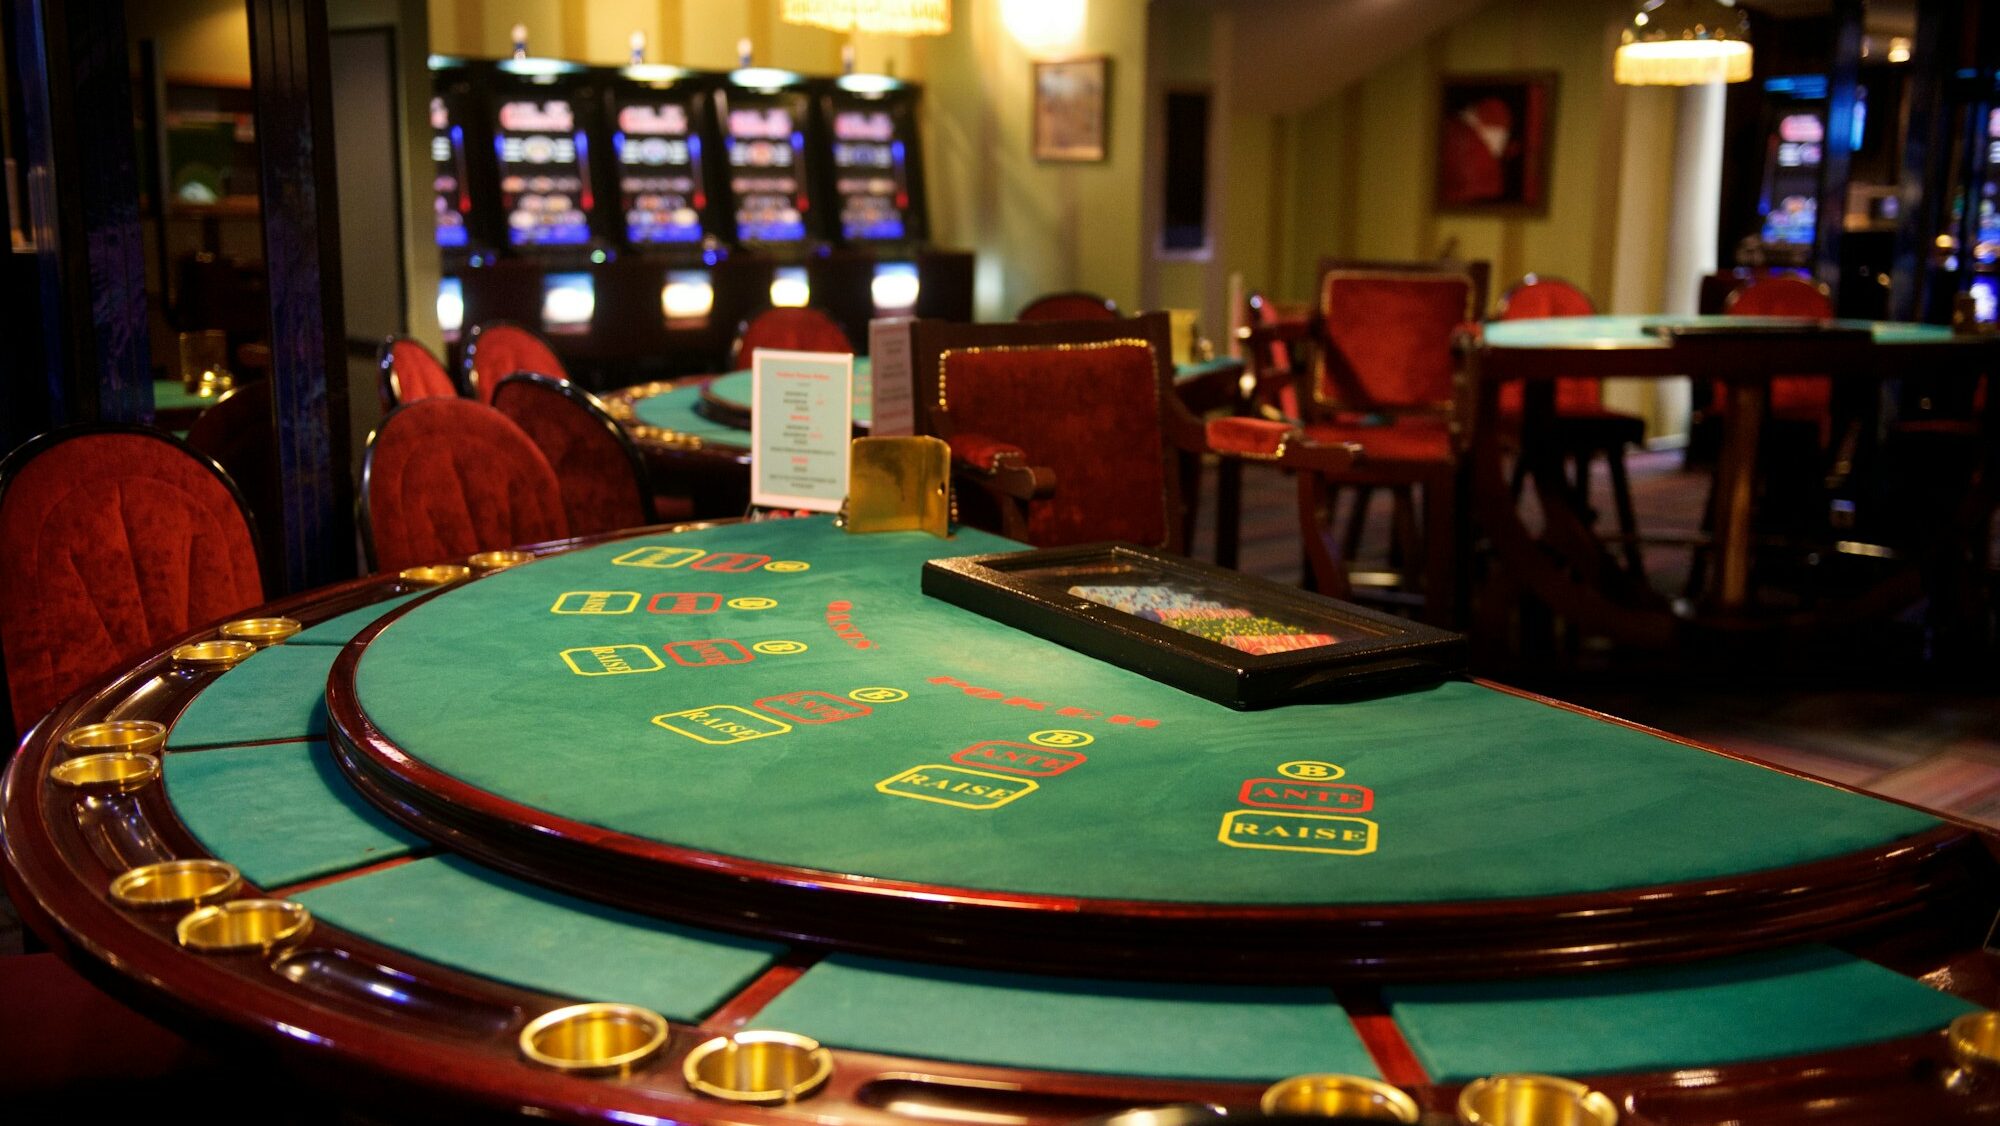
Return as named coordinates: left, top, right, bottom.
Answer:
left=399, top=564, right=472, bottom=586
left=176, top=899, right=312, bottom=954
left=110, top=859, right=242, bottom=909
left=1457, top=1075, right=1617, bottom=1126
left=683, top=1029, right=833, bottom=1105
left=468, top=550, right=534, bottom=571
left=1946, top=1010, right=2000, bottom=1091
left=171, top=639, right=258, bottom=670
left=219, top=617, right=302, bottom=646
left=49, top=751, right=162, bottom=792
left=518, top=1002, right=670, bottom=1076
left=1261, top=1074, right=1421, bottom=1123
left=60, top=719, right=167, bottom=756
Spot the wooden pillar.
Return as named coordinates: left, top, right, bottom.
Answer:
left=6, top=0, right=152, bottom=438
left=247, top=0, right=355, bottom=591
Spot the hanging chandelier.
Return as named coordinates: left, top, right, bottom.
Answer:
left=780, top=0, right=951, bottom=37
left=1614, top=0, right=1753, bottom=86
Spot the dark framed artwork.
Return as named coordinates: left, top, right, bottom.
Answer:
left=1033, top=57, right=1109, bottom=162
left=922, top=543, right=1465, bottom=709
left=1435, top=72, right=1557, bottom=213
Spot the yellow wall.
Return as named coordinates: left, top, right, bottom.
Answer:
left=126, top=0, right=251, bottom=85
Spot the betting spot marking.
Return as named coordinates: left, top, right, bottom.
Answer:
left=752, top=640, right=808, bottom=655
left=649, top=592, right=721, bottom=614
left=652, top=706, right=791, bottom=745
left=728, top=597, right=778, bottom=610
left=1218, top=811, right=1377, bottom=856
left=755, top=691, right=872, bottom=725
left=849, top=687, right=908, bottom=703
left=1238, top=778, right=1373, bottom=813
left=552, top=591, right=641, bottom=615
left=691, top=553, right=771, bottom=573
left=612, top=546, right=704, bottom=569
left=876, top=765, right=1038, bottom=810
left=951, top=741, right=1085, bottom=778
left=665, top=639, right=754, bottom=667
left=1278, top=760, right=1345, bottom=781
left=765, top=560, right=811, bottom=573
left=561, top=645, right=665, bottom=677
left=1028, top=729, right=1093, bottom=749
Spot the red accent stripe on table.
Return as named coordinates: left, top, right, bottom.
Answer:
left=267, top=852, right=434, bottom=897
left=1335, top=987, right=1429, bottom=1088
left=164, top=736, right=317, bottom=754
left=701, top=949, right=824, bottom=1031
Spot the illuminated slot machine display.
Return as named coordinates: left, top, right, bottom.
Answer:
left=1752, top=76, right=1829, bottom=268
left=494, top=92, right=594, bottom=254
left=716, top=68, right=822, bottom=318
left=428, top=57, right=497, bottom=347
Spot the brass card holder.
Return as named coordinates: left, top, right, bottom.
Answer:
left=1262, top=1073, right=1420, bottom=1122
left=220, top=617, right=302, bottom=647
left=844, top=436, right=950, bottom=537
left=171, top=639, right=258, bottom=670
left=176, top=899, right=313, bottom=954
left=469, top=550, right=534, bottom=571
left=1947, top=1010, right=2000, bottom=1091
left=62, top=720, right=167, bottom=756
left=399, top=564, right=472, bottom=586
left=111, top=859, right=242, bottom=909
left=1456, top=1074, right=1617, bottom=1126
left=682, top=1029, right=833, bottom=1104
left=519, top=1002, right=669, bottom=1075
left=50, top=751, right=161, bottom=792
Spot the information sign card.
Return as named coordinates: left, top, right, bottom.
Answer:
left=751, top=349, right=853, bottom=511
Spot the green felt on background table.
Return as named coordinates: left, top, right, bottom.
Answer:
left=1483, top=315, right=1957, bottom=349
left=755, top=954, right=1373, bottom=1081
left=628, top=382, right=758, bottom=446
left=294, top=855, right=782, bottom=1022
left=168, top=643, right=337, bottom=748
left=1386, top=945, right=1977, bottom=1081
left=152, top=379, right=216, bottom=415
left=291, top=592, right=427, bottom=646
left=163, top=741, right=424, bottom=888
left=351, top=520, right=1938, bottom=906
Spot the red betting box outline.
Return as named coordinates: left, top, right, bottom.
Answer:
left=950, top=740, right=1087, bottom=777
left=689, top=553, right=772, bottom=573
left=754, top=691, right=873, bottom=725
left=1237, top=778, right=1374, bottom=813
left=664, top=639, right=754, bottom=667
left=648, top=592, right=723, bottom=615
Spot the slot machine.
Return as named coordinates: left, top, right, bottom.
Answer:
left=426, top=56, right=498, bottom=349
left=1748, top=74, right=1829, bottom=269
left=712, top=67, right=828, bottom=340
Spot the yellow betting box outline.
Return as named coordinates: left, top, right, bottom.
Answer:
left=876, top=764, right=1038, bottom=810
left=1218, top=810, right=1378, bottom=856
left=551, top=591, right=641, bottom=615
left=652, top=705, right=792, bottom=745
left=612, top=546, right=705, bottom=569
left=561, top=644, right=665, bottom=676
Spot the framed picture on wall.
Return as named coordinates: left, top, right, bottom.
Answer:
left=1034, top=57, right=1110, bottom=162
left=1434, top=72, right=1557, bottom=213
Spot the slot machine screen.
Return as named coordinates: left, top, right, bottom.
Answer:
left=831, top=107, right=909, bottom=242
left=615, top=98, right=707, bottom=245
left=430, top=96, right=471, bottom=249
left=726, top=101, right=809, bottom=244
left=1760, top=111, right=1823, bottom=246
left=542, top=271, right=596, bottom=335
left=495, top=97, right=593, bottom=248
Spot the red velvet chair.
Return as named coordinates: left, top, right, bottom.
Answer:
left=1494, top=276, right=1647, bottom=573
left=492, top=374, right=654, bottom=538
left=907, top=314, right=1356, bottom=553
left=1722, top=275, right=1836, bottom=436
left=728, top=307, right=853, bottom=370
left=1016, top=291, right=1120, bottom=323
left=360, top=399, right=570, bottom=573
left=1283, top=269, right=1478, bottom=623
left=377, top=335, right=459, bottom=412
left=0, top=427, right=264, bottom=735
left=461, top=320, right=567, bottom=405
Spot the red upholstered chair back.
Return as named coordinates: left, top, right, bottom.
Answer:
left=921, top=316, right=1177, bottom=547
left=1016, top=292, right=1120, bottom=323
left=1495, top=276, right=1603, bottom=415
left=1315, top=271, right=1472, bottom=411
left=361, top=398, right=570, bottom=573
left=463, top=321, right=566, bottom=405
left=0, top=428, right=264, bottom=732
left=730, top=307, right=853, bottom=370
left=378, top=336, right=457, bottom=411
left=492, top=374, right=652, bottom=538
left=1722, top=276, right=1835, bottom=419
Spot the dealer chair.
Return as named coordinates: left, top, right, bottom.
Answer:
left=907, top=313, right=1357, bottom=554
left=462, top=320, right=567, bottom=405
left=1016, top=291, right=1120, bottom=323
left=377, top=335, right=459, bottom=413
left=729, top=306, right=853, bottom=371
left=1494, top=276, right=1647, bottom=574
left=1279, top=268, right=1478, bottom=624
left=0, top=426, right=264, bottom=736
left=360, top=399, right=569, bottom=573
left=492, top=373, right=656, bottom=537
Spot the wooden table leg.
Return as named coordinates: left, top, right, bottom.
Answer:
left=1713, top=380, right=1769, bottom=612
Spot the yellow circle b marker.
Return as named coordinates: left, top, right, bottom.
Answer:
left=752, top=640, right=808, bottom=655
left=728, top=597, right=778, bottom=610
left=1277, top=760, right=1345, bottom=781
left=765, top=561, right=811, bottom=573
left=1028, top=729, right=1093, bottom=749
left=849, top=687, right=909, bottom=703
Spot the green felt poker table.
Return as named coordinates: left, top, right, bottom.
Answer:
left=6, top=518, right=2000, bottom=1124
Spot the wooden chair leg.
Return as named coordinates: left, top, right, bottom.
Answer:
left=1340, top=486, right=1374, bottom=562
left=1605, top=444, right=1645, bottom=577
left=1296, top=473, right=1353, bottom=599
left=1215, top=456, right=1243, bottom=570
left=1390, top=486, right=1421, bottom=575
left=1421, top=470, right=1460, bottom=628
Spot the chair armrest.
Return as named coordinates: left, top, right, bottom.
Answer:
left=949, top=433, right=1056, bottom=500
left=1204, top=417, right=1361, bottom=472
